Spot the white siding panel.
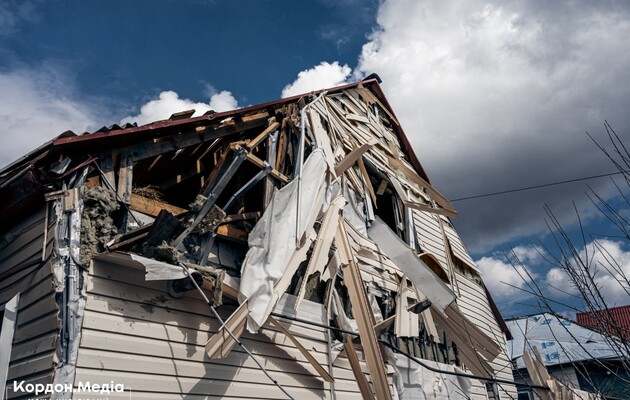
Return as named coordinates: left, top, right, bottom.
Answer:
left=74, top=257, right=367, bottom=399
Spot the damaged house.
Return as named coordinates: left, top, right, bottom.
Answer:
left=1, top=77, right=520, bottom=399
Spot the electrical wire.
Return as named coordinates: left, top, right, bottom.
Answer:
left=451, top=170, right=630, bottom=202
left=179, top=264, right=295, bottom=400
left=269, top=310, right=552, bottom=392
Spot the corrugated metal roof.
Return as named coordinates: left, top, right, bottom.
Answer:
left=576, top=305, right=630, bottom=340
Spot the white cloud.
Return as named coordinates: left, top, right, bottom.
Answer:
left=121, top=90, right=238, bottom=126
left=0, top=68, right=97, bottom=168
left=531, top=238, right=630, bottom=306
left=347, top=0, right=630, bottom=252
left=281, top=61, right=352, bottom=98
left=545, top=267, right=577, bottom=296
left=476, top=254, right=533, bottom=300
left=512, top=245, right=543, bottom=264
left=580, top=239, right=630, bottom=305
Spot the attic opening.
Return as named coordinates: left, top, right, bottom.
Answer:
left=447, top=238, right=482, bottom=285
left=364, top=158, right=409, bottom=242
left=420, top=253, right=450, bottom=284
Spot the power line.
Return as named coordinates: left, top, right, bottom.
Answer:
left=451, top=170, right=630, bottom=202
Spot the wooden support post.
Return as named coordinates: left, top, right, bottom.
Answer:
left=337, top=223, right=392, bottom=400
left=117, top=153, right=133, bottom=204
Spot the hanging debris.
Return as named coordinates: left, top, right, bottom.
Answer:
left=0, top=77, right=534, bottom=400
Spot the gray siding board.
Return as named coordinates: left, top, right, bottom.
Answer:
left=0, top=207, right=59, bottom=397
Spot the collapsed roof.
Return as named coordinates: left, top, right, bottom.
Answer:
left=0, top=77, right=518, bottom=399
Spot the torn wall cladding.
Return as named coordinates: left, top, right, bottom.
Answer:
left=1, top=77, right=525, bottom=399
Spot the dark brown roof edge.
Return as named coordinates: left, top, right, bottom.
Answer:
left=485, top=285, right=513, bottom=340
left=50, top=78, right=431, bottom=182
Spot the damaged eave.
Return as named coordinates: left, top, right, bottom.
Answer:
left=0, top=77, right=519, bottom=400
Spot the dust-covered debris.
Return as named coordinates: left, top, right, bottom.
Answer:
left=186, top=262, right=226, bottom=306
left=80, top=186, right=119, bottom=265
left=187, top=195, right=226, bottom=235
left=134, top=240, right=181, bottom=265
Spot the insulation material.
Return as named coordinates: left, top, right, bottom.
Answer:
left=393, top=355, right=474, bottom=400
left=79, top=186, right=119, bottom=265
left=368, top=217, right=456, bottom=311
left=239, top=149, right=328, bottom=331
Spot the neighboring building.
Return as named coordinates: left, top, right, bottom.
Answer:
left=0, top=77, right=517, bottom=399
left=577, top=305, right=630, bottom=341
left=507, top=313, right=630, bottom=400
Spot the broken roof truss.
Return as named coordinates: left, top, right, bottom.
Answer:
left=0, top=78, right=518, bottom=399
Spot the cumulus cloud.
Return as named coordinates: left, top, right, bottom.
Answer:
left=476, top=253, right=534, bottom=301
left=512, top=245, right=543, bottom=264
left=353, top=0, right=630, bottom=252
left=121, top=90, right=238, bottom=126
left=591, top=239, right=630, bottom=305
left=481, top=238, right=630, bottom=312
left=281, top=61, right=352, bottom=98
left=546, top=239, right=630, bottom=305
left=0, top=68, right=97, bottom=168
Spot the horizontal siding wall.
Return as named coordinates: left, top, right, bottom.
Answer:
left=0, top=207, right=59, bottom=399
left=412, top=209, right=517, bottom=399
left=455, top=273, right=518, bottom=400
left=74, top=258, right=367, bottom=399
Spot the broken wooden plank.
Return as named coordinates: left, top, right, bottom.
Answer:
left=523, top=350, right=552, bottom=400
left=337, top=222, right=392, bottom=400
left=295, top=196, right=345, bottom=309
left=444, top=305, right=501, bottom=361
left=387, top=155, right=458, bottom=218
left=267, top=316, right=334, bottom=383
left=334, top=138, right=378, bottom=176
left=221, top=212, right=261, bottom=224
left=216, top=224, right=248, bottom=241
left=430, top=306, right=495, bottom=379
left=404, top=200, right=459, bottom=219
left=205, top=301, right=248, bottom=359
left=374, top=315, right=395, bottom=336
left=245, top=151, right=289, bottom=183
left=355, top=86, right=400, bottom=126
left=130, top=193, right=187, bottom=217
left=343, top=338, right=375, bottom=400
left=246, top=120, right=279, bottom=150
left=116, top=154, right=133, bottom=204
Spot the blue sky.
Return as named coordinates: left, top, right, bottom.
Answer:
left=2, top=0, right=630, bottom=318
left=0, top=0, right=376, bottom=108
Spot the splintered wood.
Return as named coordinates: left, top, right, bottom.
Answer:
left=15, top=81, right=517, bottom=400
